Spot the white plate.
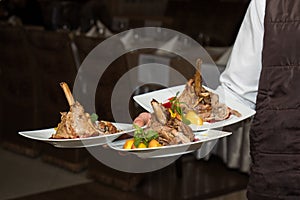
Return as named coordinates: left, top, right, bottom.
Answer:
left=18, top=123, right=135, bottom=148
left=133, top=85, right=256, bottom=131
left=107, top=130, right=231, bottom=158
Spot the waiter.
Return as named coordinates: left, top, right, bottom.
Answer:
left=220, top=0, right=300, bottom=199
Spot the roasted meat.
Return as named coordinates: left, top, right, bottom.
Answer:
left=98, top=121, right=118, bottom=135
left=53, top=101, right=101, bottom=139
left=178, top=59, right=241, bottom=122
left=51, top=82, right=118, bottom=139
left=148, top=99, right=195, bottom=145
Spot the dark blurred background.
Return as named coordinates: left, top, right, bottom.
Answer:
left=0, top=0, right=251, bottom=199
left=0, top=0, right=250, bottom=45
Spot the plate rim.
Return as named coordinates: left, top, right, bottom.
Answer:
left=18, top=122, right=135, bottom=142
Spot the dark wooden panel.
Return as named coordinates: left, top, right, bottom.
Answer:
left=0, top=24, right=41, bottom=157
left=26, top=29, right=77, bottom=128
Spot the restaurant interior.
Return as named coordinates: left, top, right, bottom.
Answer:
left=0, top=0, right=252, bottom=199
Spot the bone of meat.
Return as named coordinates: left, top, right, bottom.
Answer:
left=194, top=59, right=202, bottom=96
left=60, top=82, right=75, bottom=106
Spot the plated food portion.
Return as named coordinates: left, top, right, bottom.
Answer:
left=18, top=82, right=135, bottom=148
left=18, top=58, right=247, bottom=154
left=125, top=98, right=195, bottom=150
left=18, top=123, right=134, bottom=148
left=52, top=82, right=120, bottom=139
left=120, top=90, right=232, bottom=155
left=133, top=59, right=256, bottom=131
left=177, top=59, right=241, bottom=123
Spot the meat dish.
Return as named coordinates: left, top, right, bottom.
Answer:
left=178, top=59, right=241, bottom=122
left=51, top=82, right=118, bottom=139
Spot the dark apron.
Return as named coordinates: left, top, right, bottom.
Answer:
left=247, top=0, right=300, bottom=199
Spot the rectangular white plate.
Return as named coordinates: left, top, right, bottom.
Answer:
left=18, top=123, right=135, bottom=148
left=133, top=85, right=256, bottom=131
left=107, top=130, right=232, bottom=158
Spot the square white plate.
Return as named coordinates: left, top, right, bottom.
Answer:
left=133, top=85, right=255, bottom=131
left=18, top=123, right=135, bottom=148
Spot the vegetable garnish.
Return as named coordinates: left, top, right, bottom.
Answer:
left=133, top=124, right=159, bottom=147
left=90, top=113, right=98, bottom=123
left=168, top=92, right=191, bottom=125
left=162, top=97, right=175, bottom=108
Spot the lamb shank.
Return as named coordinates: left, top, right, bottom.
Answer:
left=51, top=82, right=118, bottom=139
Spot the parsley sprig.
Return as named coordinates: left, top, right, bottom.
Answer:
left=133, top=124, right=159, bottom=147
left=90, top=113, right=98, bottom=123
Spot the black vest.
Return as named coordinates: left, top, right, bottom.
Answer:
left=247, top=0, right=300, bottom=199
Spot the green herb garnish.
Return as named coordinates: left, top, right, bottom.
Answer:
left=133, top=124, right=159, bottom=147
left=169, top=92, right=191, bottom=125
left=90, top=113, right=98, bottom=123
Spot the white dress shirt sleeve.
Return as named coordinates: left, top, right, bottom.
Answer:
left=218, top=0, right=266, bottom=109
